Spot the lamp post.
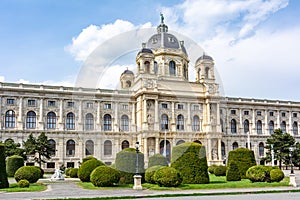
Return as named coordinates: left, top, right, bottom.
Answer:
left=289, top=146, right=297, bottom=187
left=271, top=144, right=275, bottom=167
left=133, top=141, right=142, bottom=190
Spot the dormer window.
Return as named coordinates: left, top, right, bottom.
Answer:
left=152, top=37, right=157, bottom=44
left=168, top=36, right=175, bottom=43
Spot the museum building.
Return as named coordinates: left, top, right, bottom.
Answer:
left=1, top=18, right=300, bottom=169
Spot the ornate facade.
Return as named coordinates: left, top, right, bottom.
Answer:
left=1, top=19, right=299, bottom=169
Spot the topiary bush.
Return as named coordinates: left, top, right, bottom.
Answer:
left=226, top=161, right=241, bottom=181
left=208, top=165, right=217, bottom=174
left=18, top=179, right=30, bottom=188
left=6, top=155, right=24, bottom=177
left=65, top=168, right=73, bottom=176
left=14, top=166, right=41, bottom=183
left=145, top=165, right=164, bottom=184
left=270, top=168, right=284, bottom=182
left=214, top=166, right=227, bottom=176
left=227, top=147, right=256, bottom=179
left=171, top=142, right=209, bottom=184
left=246, top=165, right=269, bottom=182
left=69, top=168, right=79, bottom=178
left=115, top=148, right=144, bottom=184
left=90, top=165, right=121, bottom=187
left=78, top=159, right=104, bottom=182
left=0, top=144, right=9, bottom=188
left=148, top=154, right=168, bottom=168
left=34, top=166, right=44, bottom=178
left=82, top=156, right=97, bottom=163
left=153, top=166, right=182, bottom=187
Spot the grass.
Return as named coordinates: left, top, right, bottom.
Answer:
left=77, top=182, right=133, bottom=190
left=0, top=182, right=47, bottom=192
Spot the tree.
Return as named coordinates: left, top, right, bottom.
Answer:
left=0, top=139, right=26, bottom=160
left=292, top=142, right=300, bottom=169
left=24, top=133, right=54, bottom=168
left=264, top=129, right=295, bottom=169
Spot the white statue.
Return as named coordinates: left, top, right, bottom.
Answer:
left=51, top=169, right=64, bottom=181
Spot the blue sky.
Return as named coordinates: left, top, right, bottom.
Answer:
left=0, top=0, right=300, bottom=100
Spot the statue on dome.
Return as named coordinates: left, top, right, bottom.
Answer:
left=160, top=13, right=164, bottom=24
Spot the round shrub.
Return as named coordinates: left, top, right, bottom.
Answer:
left=246, top=165, right=268, bottom=182
left=69, top=168, right=79, bottom=178
left=214, top=166, right=227, bottom=176
left=18, top=179, right=30, bottom=188
left=65, top=168, right=73, bottom=176
left=14, top=166, right=41, bottom=183
left=6, top=155, right=24, bottom=177
left=226, top=161, right=241, bottom=181
left=171, top=142, right=209, bottom=184
left=145, top=165, right=164, bottom=184
left=0, top=144, right=9, bottom=188
left=153, top=166, right=182, bottom=187
left=208, top=165, right=217, bottom=174
left=148, top=154, right=168, bottom=168
left=78, top=159, right=104, bottom=182
left=90, top=166, right=121, bottom=187
left=82, top=156, right=97, bottom=163
left=34, top=166, right=44, bottom=178
left=270, top=168, right=284, bottom=182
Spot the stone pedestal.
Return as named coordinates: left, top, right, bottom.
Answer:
left=289, top=173, right=297, bottom=187
left=133, top=175, right=142, bottom=190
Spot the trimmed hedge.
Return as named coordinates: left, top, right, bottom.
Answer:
left=153, top=166, right=182, bottom=187
left=208, top=165, right=217, bottom=174
left=65, top=168, right=73, bottom=176
left=0, top=144, right=9, bottom=188
left=214, top=166, right=227, bottom=176
left=18, top=179, right=30, bottom=188
left=270, top=168, right=284, bottom=182
left=145, top=165, right=164, bottom=184
left=148, top=154, right=168, bottom=168
left=90, top=166, right=121, bottom=187
left=78, top=159, right=104, bottom=182
left=227, top=147, right=256, bottom=178
left=171, top=142, right=209, bottom=184
left=14, top=166, right=41, bottom=183
left=34, top=166, right=44, bottom=178
left=69, top=168, right=79, bottom=178
left=246, top=165, right=269, bottom=182
left=226, top=161, right=241, bottom=181
left=6, top=155, right=24, bottom=177
left=82, top=156, right=97, bottom=163
left=115, top=148, right=144, bottom=184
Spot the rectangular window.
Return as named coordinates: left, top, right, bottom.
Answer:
left=257, top=111, right=262, bottom=116
left=244, top=111, right=249, bottom=115
left=47, top=162, right=55, bottom=168
left=67, top=162, right=74, bottom=168
left=282, top=112, right=286, bottom=117
left=7, top=98, right=15, bottom=105
left=293, top=113, right=298, bottom=118
left=48, top=100, right=56, bottom=107
left=231, top=110, right=236, bottom=115
left=270, top=111, right=274, bottom=116
left=86, top=102, right=93, bottom=108
left=104, top=103, right=112, bottom=109
left=27, top=99, right=36, bottom=106
left=161, top=103, right=168, bottom=109
left=67, top=101, right=74, bottom=107
left=193, top=105, right=199, bottom=111
left=177, top=104, right=184, bottom=109
left=122, top=104, right=128, bottom=110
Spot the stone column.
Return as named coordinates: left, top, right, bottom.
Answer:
left=206, top=102, right=211, bottom=132
left=276, top=110, right=280, bottom=129
left=207, top=138, right=212, bottom=161
left=144, top=138, right=148, bottom=166
left=216, top=103, right=221, bottom=132
left=38, top=98, right=44, bottom=130
left=289, top=110, right=292, bottom=134
left=131, top=102, right=136, bottom=132
left=171, top=101, right=175, bottom=131
left=18, top=97, right=23, bottom=130
left=78, top=100, right=83, bottom=131
left=143, top=99, right=147, bottom=130
left=59, top=99, right=64, bottom=131
left=218, top=138, right=222, bottom=161
left=154, top=99, right=159, bottom=130
left=239, top=108, right=242, bottom=133
left=264, top=110, right=268, bottom=135
left=155, top=137, right=160, bottom=154
left=96, top=101, right=101, bottom=131
left=187, top=102, right=191, bottom=131
left=252, top=109, right=256, bottom=134
left=114, top=102, right=119, bottom=132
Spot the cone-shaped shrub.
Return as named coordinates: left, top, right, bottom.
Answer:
left=148, top=154, right=168, bottom=168
left=6, top=155, right=24, bottom=177
left=78, top=159, right=104, bottom=182
left=226, top=161, right=241, bottom=181
left=0, top=144, right=9, bottom=188
left=171, top=142, right=209, bottom=184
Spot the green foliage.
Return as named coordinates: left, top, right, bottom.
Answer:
left=270, top=168, right=284, bottom=182
left=6, top=155, right=24, bottom=177
left=90, top=166, right=121, bottom=187
left=0, top=144, right=9, bottom=188
left=69, top=168, right=79, bottom=178
left=1, top=139, right=26, bottom=160
left=65, top=168, right=73, bottom=176
left=208, top=165, right=217, bottom=174
left=226, top=162, right=241, bottom=181
left=34, top=166, right=44, bottom=178
left=153, top=166, right=182, bottom=187
left=18, top=179, right=30, bottom=188
left=214, top=166, right=227, bottom=176
left=171, top=142, right=209, bottom=184
left=148, top=154, right=168, bottom=168
left=14, top=166, right=41, bottom=183
left=82, top=156, right=96, bottom=163
left=264, top=129, right=296, bottom=169
left=246, top=165, right=269, bottom=182
left=227, top=147, right=256, bottom=178
left=115, top=148, right=144, bottom=184
left=78, top=159, right=104, bottom=182
left=145, top=165, right=164, bottom=184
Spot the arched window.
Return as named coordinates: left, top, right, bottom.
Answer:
left=126, top=80, right=131, bottom=87
left=169, top=61, right=176, bottom=76
left=194, top=140, right=202, bottom=144
left=120, top=115, right=129, bottom=131
left=198, top=69, right=201, bottom=80
left=176, top=114, right=184, bottom=131
left=121, top=140, right=129, bottom=150
left=293, top=122, right=298, bottom=135
left=280, top=121, right=286, bottom=133
left=154, top=61, right=158, bottom=74
left=144, top=61, right=150, bottom=73
left=85, top=113, right=94, bottom=130
left=246, top=142, right=252, bottom=149
left=269, top=120, right=274, bottom=134
left=232, top=142, right=238, bottom=150
left=48, top=139, right=56, bottom=155
left=104, top=140, right=112, bottom=156
left=160, top=114, right=169, bottom=130
left=257, top=120, right=262, bottom=134
left=66, top=112, right=75, bottom=130
left=244, top=119, right=249, bottom=133
left=259, top=142, right=264, bottom=157
left=176, top=140, right=185, bottom=145
left=26, top=111, right=36, bottom=129
left=160, top=140, right=171, bottom=161
left=231, top=119, right=237, bottom=133
left=47, top=112, right=56, bottom=129
left=220, top=119, right=224, bottom=132
left=66, top=139, right=75, bottom=156
left=192, top=115, right=200, bottom=131
left=5, top=110, right=16, bottom=128
left=103, top=114, right=112, bottom=131
left=183, top=65, right=188, bottom=79
left=85, top=140, right=94, bottom=156
left=205, top=67, right=209, bottom=79
left=221, top=142, right=226, bottom=157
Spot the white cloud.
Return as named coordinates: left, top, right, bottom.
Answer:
left=0, top=76, right=4, bottom=82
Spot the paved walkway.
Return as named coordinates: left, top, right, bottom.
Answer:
left=1, top=171, right=300, bottom=200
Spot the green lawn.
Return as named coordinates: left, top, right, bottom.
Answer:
left=78, top=174, right=290, bottom=190
left=0, top=183, right=47, bottom=192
